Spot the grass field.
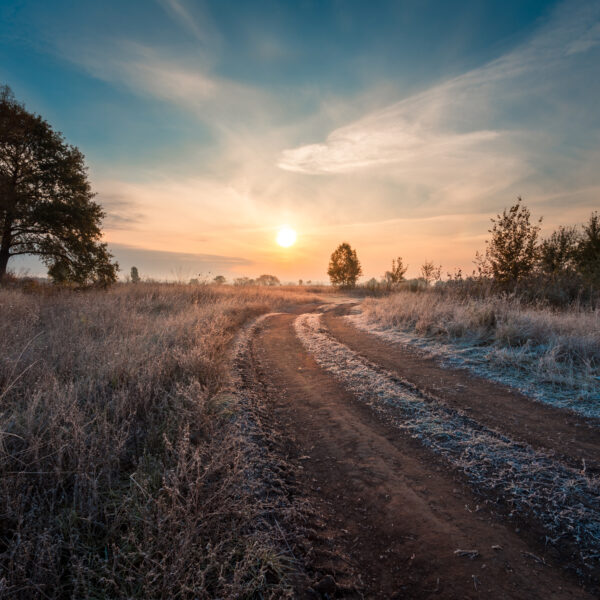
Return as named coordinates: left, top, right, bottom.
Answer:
left=2, top=281, right=599, bottom=598
left=0, top=283, right=316, bottom=599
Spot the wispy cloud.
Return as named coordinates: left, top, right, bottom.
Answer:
left=278, top=0, right=600, bottom=210
left=98, top=193, right=145, bottom=229
left=157, top=0, right=218, bottom=46
left=110, top=242, right=252, bottom=280
left=69, top=41, right=275, bottom=128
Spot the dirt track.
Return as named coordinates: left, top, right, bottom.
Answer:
left=240, top=302, right=599, bottom=598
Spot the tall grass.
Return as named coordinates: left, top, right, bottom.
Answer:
left=358, top=290, right=600, bottom=412
left=0, top=283, right=314, bottom=599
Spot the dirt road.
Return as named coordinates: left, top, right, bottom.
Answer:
left=237, top=301, right=600, bottom=598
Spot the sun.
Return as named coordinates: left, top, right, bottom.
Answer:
left=276, top=226, right=297, bottom=248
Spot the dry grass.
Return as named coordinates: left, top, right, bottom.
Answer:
left=357, top=290, right=600, bottom=414
left=0, top=283, right=315, bottom=599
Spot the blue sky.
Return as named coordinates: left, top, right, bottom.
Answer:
left=1, top=0, right=599, bottom=281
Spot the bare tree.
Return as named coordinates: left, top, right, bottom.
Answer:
left=420, top=260, right=441, bottom=286
left=384, top=256, right=408, bottom=285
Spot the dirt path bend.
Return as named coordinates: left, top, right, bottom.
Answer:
left=322, top=304, right=600, bottom=473
left=246, top=310, right=594, bottom=599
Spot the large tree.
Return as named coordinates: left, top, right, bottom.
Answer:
left=327, top=242, right=362, bottom=288
left=0, top=85, right=117, bottom=284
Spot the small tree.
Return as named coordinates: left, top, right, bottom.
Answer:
left=327, top=242, right=362, bottom=288
left=213, top=275, right=226, bottom=285
left=384, top=256, right=408, bottom=284
left=420, top=260, right=441, bottom=286
left=130, top=266, right=140, bottom=283
left=256, top=274, right=280, bottom=286
left=539, top=226, right=579, bottom=275
left=233, top=276, right=254, bottom=286
left=576, top=211, right=600, bottom=284
left=0, top=85, right=117, bottom=285
left=481, top=198, right=541, bottom=285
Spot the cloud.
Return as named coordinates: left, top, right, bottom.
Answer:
left=9, top=243, right=253, bottom=281
left=63, top=38, right=286, bottom=135
left=157, top=0, right=219, bottom=47
left=278, top=0, right=600, bottom=211
left=109, top=243, right=253, bottom=280
left=98, top=193, right=145, bottom=229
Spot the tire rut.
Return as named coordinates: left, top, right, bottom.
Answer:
left=246, top=310, right=593, bottom=599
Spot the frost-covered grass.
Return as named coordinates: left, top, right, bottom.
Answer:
left=295, top=312, right=600, bottom=576
left=354, top=291, right=600, bottom=418
left=0, top=284, right=313, bottom=599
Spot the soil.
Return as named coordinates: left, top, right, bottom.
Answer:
left=240, top=302, right=597, bottom=598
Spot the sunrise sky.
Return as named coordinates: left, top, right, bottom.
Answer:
left=2, top=0, right=599, bottom=282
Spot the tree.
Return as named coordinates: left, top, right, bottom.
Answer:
left=0, top=85, right=117, bottom=285
left=480, top=198, right=541, bottom=285
left=256, top=274, right=280, bottom=286
left=539, top=226, right=579, bottom=275
left=213, top=274, right=226, bottom=285
left=130, top=266, right=140, bottom=283
left=576, top=211, right=600, bottom=284
left=420, top=260, right=441, bottom=286
left=233, top=276, right=254, bottom=286
left=327, top=242, right=362, bottom=288
left=384, top=256, right=408, bottom=284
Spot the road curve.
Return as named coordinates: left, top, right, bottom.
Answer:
left=240, top=305, right=598, bottom=599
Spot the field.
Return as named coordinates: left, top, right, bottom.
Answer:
left=1, top=283, right=599, bottom=599
left=0, top=283, right=316, bottom=598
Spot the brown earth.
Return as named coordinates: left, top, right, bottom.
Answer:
left=241, top=305, right=596, bottom=599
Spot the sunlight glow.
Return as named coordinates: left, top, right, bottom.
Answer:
left=276, top=226, right=297, bottom=247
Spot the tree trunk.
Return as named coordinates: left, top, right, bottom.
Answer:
left=0, top=214, right=12, bottom=284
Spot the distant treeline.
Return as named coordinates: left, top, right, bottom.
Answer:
left=342, top=200, right=600, bottom=308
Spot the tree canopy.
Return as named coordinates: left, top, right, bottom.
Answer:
left=576, top=211, right=600, bottom=284
left=256, top=274, right=280, bottom=286
left=0, top=85, right=117, bottom=284
left=478, top=198, right=541, bottom=285
left=327, top=242, right=362, bottom=288
left=539, top=225, right=579, bottom=275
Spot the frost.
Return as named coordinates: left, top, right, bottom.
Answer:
left=295, top=312, right=600, bottom=573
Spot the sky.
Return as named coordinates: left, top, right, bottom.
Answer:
left=1, top=0, right=599, bottom=282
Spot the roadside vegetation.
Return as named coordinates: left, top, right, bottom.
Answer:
left=0, top=283, right=315, bottom=599
left=355, top=291, right=600, bottom=415
left=347, top=201, right=600, bottom=415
